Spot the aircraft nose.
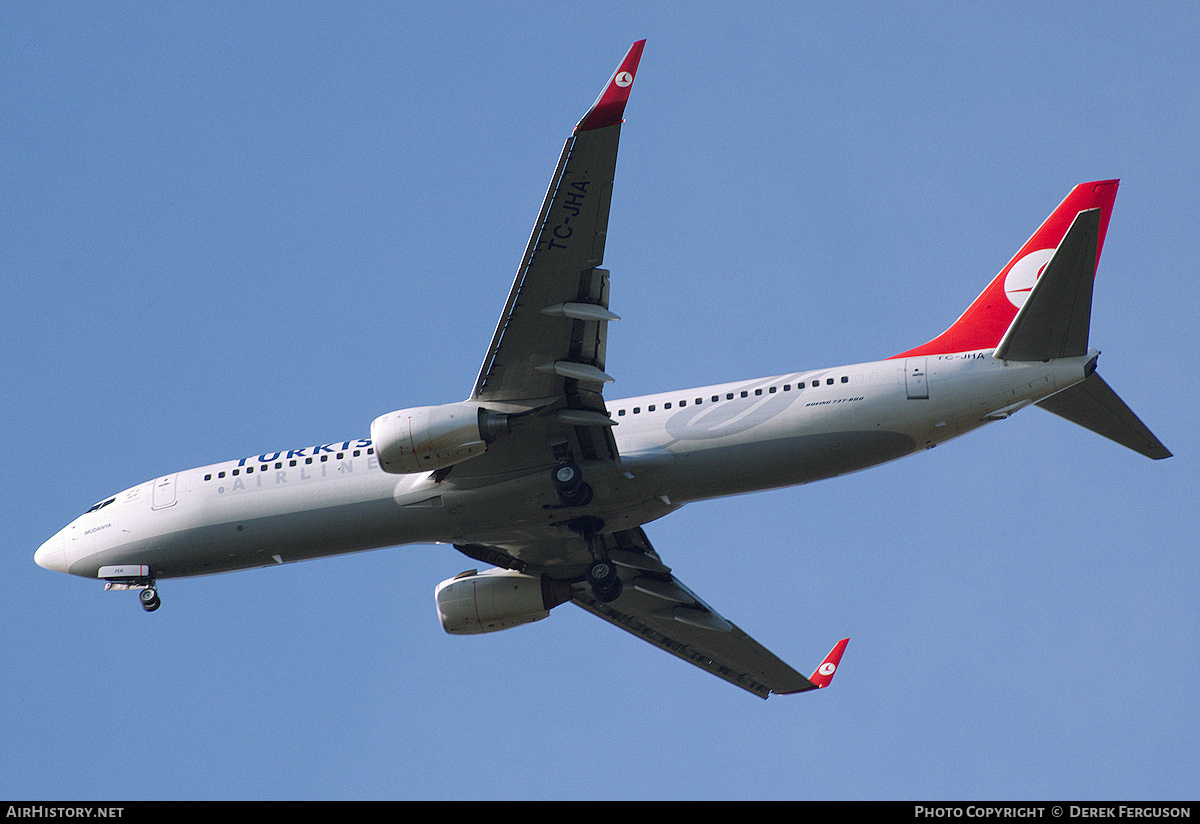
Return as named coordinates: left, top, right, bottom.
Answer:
left=35, top=532, right=68, bottom=573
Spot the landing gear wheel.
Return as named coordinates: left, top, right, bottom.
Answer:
left=587, top=560, right=623, bottom=602
left=551, top=462, right=593, bottom=507
left=587, top=559, right=617, bottom=589
left=593, top=576, right=622, bottom=603
left=553, top=462, right=582, bottom=489
left=139, top=587, right=161, bottom=612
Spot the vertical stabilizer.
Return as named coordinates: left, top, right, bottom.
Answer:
left=894, top=180, right=1118, bottom=359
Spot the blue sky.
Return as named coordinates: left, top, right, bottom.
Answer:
left=3, top=2, right=1197, bottom=800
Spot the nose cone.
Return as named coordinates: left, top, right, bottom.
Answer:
left=35, top=532, right=68, bottom=573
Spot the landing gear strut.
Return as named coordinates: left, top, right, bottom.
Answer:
left=99, top=565, right=161, bottom=612
left=551, top=459, right=622, bottom=602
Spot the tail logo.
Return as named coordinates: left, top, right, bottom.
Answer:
left=1003, top=248, right=1055, bottom=309
left=615, top=71, right=634, bottom=87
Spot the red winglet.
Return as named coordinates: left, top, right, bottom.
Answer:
left=575, top=40, right=646, bottom=132
left=808, top=638, right=849, bottom=689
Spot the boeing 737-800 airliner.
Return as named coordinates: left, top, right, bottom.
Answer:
left=35, top=41, right=1170, bottom=698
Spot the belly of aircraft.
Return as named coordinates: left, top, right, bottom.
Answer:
left=664, top=429, right=918, bottom=503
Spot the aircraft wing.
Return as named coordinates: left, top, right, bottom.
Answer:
left=570, top=528, right=847, bottom=698
left=455, top=42, right=644, bottom=474
left=471, top=41, right=644, bottom=411
left=459, top=527, right=847, bottom=699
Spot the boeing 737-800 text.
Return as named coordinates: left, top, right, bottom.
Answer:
left=35, top=41, right=1170, bottom=698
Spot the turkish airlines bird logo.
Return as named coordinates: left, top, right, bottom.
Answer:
left=1003, top=248, right=1055, bottom=309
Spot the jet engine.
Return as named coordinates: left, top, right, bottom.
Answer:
left=370, top=403, right=510, bottom=474
left=435, top=569, right=573, bottom=635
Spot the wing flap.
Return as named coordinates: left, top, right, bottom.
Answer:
left=573, top=585, right=816, bottom=699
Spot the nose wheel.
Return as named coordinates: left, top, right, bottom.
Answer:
left=99, top=566, right=162, bottom=612
left=138, top=587, right=161, bottom=612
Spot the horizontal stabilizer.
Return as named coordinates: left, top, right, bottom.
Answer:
left=1037, top=371, right=1171, bottom=460
left=994, top=208, right=1100, bottom=362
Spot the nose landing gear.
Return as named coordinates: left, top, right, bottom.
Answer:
left=98, top=565, right=161, bottom=612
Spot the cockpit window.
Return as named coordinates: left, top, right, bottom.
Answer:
left=85, top=497, right=116, bottom=514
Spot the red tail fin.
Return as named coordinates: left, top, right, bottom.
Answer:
left=892, top=180, right=1119, bottom=359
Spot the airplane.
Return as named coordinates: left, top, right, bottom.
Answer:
left=35, top=40, right=1170, bottom=699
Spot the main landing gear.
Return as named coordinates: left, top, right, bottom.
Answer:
left=551, top=461, right=593, bottom=507
left=552, top=461, right=623, bottom=603
left=585, top=557, right=623, bottom=603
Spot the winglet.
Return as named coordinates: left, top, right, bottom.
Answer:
left=575, top=40, right=646, bottom=132
left=807, top=638, right=849, bottom=689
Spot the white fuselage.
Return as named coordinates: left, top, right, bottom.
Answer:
left=35, top=350, right=1093, bottom=581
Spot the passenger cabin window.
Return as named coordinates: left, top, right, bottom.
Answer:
left=587, top=377, right=858, bottom=424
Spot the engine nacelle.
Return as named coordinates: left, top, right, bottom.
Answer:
left=435, top=569, right=572, bottom=635
left=370, top=402, right=510, bottom=474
